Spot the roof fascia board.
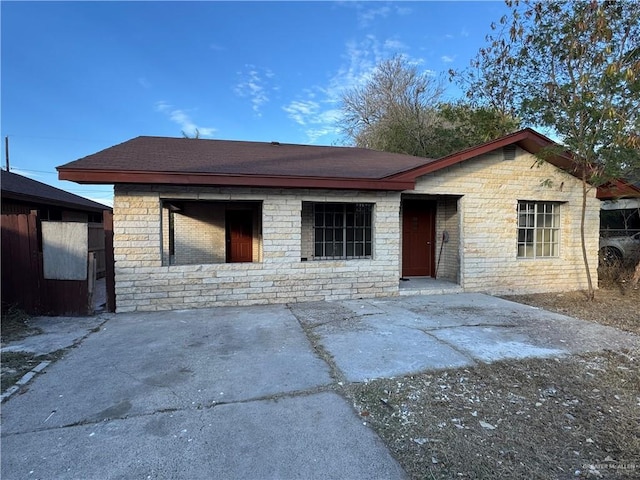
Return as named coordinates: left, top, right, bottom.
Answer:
left=596, top=179, right=640, bottom=199
left=57, top=169, right=415, bottom=191
left=385, top=128, right=584, bottom=182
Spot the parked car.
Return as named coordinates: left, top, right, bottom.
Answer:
left=599, top=232, right=640, bottom=265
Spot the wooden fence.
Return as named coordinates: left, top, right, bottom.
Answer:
left=1, top=210, right=115, bottom=316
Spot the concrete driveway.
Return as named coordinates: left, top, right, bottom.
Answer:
left=2, top=293, right=638, bottom=479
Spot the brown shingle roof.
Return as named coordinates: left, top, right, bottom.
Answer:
left=59, top=136, right=434, bottom=178
left=1, top=169, right=110, bottom=212
left=57, top=129, right=600, bottom=192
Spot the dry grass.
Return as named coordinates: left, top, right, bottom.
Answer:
left=1, top=306, right=40, bottom=344
left=1, top=306, right=45, bottom=393
left=502, top=265, right=639, bottom=335
left=352, top=266, right=639, bottom=479
left=350, top=350, right=639, bottom=479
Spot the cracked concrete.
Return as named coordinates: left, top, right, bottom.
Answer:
left=2, top=293, right=638, bottom=479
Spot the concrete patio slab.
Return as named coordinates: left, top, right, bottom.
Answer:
left=314, top=318, right=472, bottom=382
left=430, top=325, right=565, bottom=362
left=2, top=315, right=107, bottom=356
left=1, top=304, right=332, bottom=435
left=1, top=392, right=406, bottom=480
left=291, top=293, right=640, bottom=383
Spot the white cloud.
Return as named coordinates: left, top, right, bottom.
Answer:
left=358, top=5, right=392, bottom=27
left=138, top=77, right=151, bottom=89
left=460, top=28, right=470, bottom=38
left=383, top=38, right=408, bottom=52
left=441, top=55, right=455, bottom=63
left=341, top=2, right=412, bottom=28
left=282, top=100, right=319, bottom=126
left=234, top=65, right=275, bottom=116
left=154, top=101, right=216, bottom=137
left=209, top=43, right=225, bottom=51
left=282, top=34, right=432, bottom=144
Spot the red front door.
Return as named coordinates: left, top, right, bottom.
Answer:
left=402, top=201, right=436, bottom=277
left=226, top=210, right=253, bottom=263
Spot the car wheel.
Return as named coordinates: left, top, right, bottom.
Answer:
left=599, top=246, right=622, bottom=266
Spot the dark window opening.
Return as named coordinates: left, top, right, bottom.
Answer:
left=312, top=203, right=373, bottom=259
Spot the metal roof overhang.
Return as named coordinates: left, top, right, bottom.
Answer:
left=57, top=169, right=416, bottom=191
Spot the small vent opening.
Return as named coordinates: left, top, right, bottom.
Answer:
left=503, top=145, right=516, bottom=161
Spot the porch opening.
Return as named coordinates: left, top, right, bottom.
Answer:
left=401, top=195, right=461, bottom=283
left=161, top=200, right=262, bottom=266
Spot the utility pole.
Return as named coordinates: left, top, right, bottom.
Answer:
left=4, top=136, right=9, bottom=171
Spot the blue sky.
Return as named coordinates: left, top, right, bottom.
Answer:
left=1, top=1, right=510, bottom=206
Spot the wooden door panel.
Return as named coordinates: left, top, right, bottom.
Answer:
left=402, top=201, right=436, bottom=277
left=226, top=211, right=253, bottom=263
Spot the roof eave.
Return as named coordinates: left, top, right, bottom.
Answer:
left=386, top=128, right=581, bottom=182
left=1, top=190, right=110, bottom=213
left=596, top=179, right=640, bottom=200
left=57, top=169, right=415, bottom=191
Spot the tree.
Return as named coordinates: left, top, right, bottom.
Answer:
left=434, top=102, right=520, bottom=155
left=340, top=55, right=519, bottom=158
left=452, top=0, right=640, bottom=299
left=341, top=55, right=445, bottom=157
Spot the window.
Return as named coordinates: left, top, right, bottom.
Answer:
left=312, top=203, right=372, bottom=259
left=517, top=201, right=560, bottom=258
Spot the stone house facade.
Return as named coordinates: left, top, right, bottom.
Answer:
left=58, top=128, right=600, bottom=312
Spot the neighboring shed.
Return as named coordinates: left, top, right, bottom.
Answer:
left=1, top=169, right=113, bottom=315
left=58, top=128, right=601, bottom=313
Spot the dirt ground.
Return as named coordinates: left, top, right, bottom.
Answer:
left=350, top=278, right=639, bottom=480
left=502, top=286, right=640, bottom=335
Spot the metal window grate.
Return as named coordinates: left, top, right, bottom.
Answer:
left=313, top=203, right=372, bottom=259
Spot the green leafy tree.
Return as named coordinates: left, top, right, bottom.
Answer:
left=433, top=102, right=520, bottom=155
left=453, top=0, right=640, bottom=299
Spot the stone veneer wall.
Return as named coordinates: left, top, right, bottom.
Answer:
left=113, top=185, right=401, bottom=312
left=413, top=147, right=600, bottom=294
left=434, top=197, right=460, bottom=282
left=112, top=146, right=599, bottom=311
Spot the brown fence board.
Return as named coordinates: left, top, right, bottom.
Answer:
left=1, top=212, right=41, bottom=312
left=2, top=212, right=95, bottom=316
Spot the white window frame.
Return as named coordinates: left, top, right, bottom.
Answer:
left=517, top=201, right=560, bottom=259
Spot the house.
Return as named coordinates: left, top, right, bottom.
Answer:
left=57, top=128, right=600, bottom=313
left=1, top=169, right=113, bottom=315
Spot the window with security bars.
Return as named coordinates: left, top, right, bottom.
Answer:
left=517, top=201, right=560, bottom=258
left=313, top=203, right=373, bottom=259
